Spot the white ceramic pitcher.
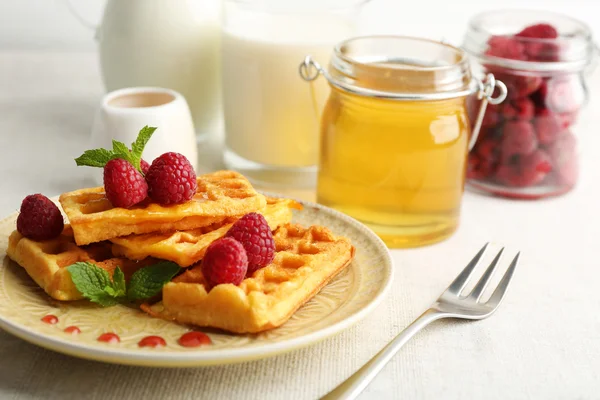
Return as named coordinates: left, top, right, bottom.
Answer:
left=66, top=0, right=222, bottom=139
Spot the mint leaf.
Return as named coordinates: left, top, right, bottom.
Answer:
left=74, top=148, right=114, bottom=168
left=67, top=262, right=121, bottom=306
left=88, top=292, right=120, bottom=307
left=111, top=140, right=133, bottom=161
left=111, top=267, right=127, bottom=297
left=130, top=126, right=156, bottom=171
left=127, top=261, right=181, bottom=301
left=74, top=126, right=156, bottom=173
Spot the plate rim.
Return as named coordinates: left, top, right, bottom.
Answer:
left=0, top=196, right=393, bottom=367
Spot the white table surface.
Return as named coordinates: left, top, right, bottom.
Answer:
left=0, top=51, right=599, bottom=400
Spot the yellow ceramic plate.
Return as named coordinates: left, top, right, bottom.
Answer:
left=0, top=199, right=393, bottom=367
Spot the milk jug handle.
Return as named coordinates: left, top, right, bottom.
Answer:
left=62, top=0, right=99, bottom=32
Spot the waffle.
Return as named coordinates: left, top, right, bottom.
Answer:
left=141, top=223, right=355, bottom=333
left=59, top=170, right=267, bottom=246
left=110, top=197, right=302, bottom=267
left=6, top=226, right=153, bottom=301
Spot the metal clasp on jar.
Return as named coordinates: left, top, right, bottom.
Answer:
left=299, top=55, right=508, bottom=151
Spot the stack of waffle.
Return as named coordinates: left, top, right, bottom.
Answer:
left=6, top=170, right=355, bottom=333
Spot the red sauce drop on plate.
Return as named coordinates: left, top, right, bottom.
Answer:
left=97, top=333, right=120, bottom=344
left=64, top=326, right=81, bottom=335
left=178, top=331, right=211, bottom=348
left=138, top=335, right=166, bottom=348
left=41, top=315, right=58, bottom=324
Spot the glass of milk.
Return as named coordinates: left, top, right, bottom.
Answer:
left=222, top=0, right=369, bottom=188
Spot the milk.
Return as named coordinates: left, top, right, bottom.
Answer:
left=98, top=0, right=222, bottom=137
left=222, top=15, right=354, bottom=167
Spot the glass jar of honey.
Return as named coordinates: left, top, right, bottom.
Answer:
left=300, top=36, right=506, bottom=248
left=462, top=10, right=597, bottom=199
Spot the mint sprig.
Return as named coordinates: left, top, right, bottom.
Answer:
left=127, top=261, right=182, bottom=300
left=67, top=260, right=180, bottom=307
left=74, top=125, right=156, bottom=174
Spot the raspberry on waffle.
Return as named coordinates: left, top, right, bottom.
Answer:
left=59, top=170, right=267, bottom=246
left=6, top=226, right=153, bottom=301
left=110, top=197, right=302, bottom=267
left=141, top=223, right=355, bottom=334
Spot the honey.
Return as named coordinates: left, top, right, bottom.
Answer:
left=318, top=90, right=469, bottom=247
left=303, top=36, right=503, bottom=247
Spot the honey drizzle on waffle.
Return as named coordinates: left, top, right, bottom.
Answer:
left=59, top=170, right=267, bottom=246
left=142, top=223, right=355, bottom=333
left=110, top=197, right=302, bottom=267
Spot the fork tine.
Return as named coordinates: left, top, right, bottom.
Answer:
left=470, top=248, right=504, bottom=301
left=447, top=243, right=489, bottom=294
left=486, top=252, right=519, bottom=307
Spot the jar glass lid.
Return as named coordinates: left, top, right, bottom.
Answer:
left=462, top=10, right=596, bottom=73
left=325, top=36, right=473, bottom=100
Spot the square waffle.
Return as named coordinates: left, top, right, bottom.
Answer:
left=141, top=223, right=355, bottom=333
left=59, top=170, right=267, bottom=246
left=110, top=197, right=302, bottom=267
left=6, top=226, right=153, bottom=301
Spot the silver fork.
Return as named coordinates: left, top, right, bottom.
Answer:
left=322, top=243, right=519, bottom=400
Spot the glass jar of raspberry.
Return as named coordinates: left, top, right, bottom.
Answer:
left=462, top=10, right=597, bottom=198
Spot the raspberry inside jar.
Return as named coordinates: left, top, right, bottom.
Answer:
left=463, top=10, right=595, bottom=199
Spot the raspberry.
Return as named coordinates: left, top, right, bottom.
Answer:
left=516, top=24, right=559, bottom=39
left=482, top=104, right=502, bottom=128
left=140, top=159, right=150, bottom=175
left=502, top=97, right=535, bottom=121
left=530, top=80, right=548, bottom=109
left=475, top=136, right=500, bottom=160
left=496, top=150, right=552, bottom=187
left=557, top=111, right=578, bottom=129
left=546, top=132, right=578, bottom=186
left=202, top=237, right=248, bottom=287
left=545, top=76, right=582, bottom=114
left=496, top=72, right=543, bottom=99
left=501, top=121, right=538, bottom=159
left=103, top=159, right=148, bottom=208
left=225, top=213, right=276, bottom=276
left=145, top=152, right=197, bottom=205
left=485, top=36, right=527, bottom=60
left=467, top=154, right=497, bottom=180
left=17, top=194, right=64, bottom=240
left=534, top=109, right=564, bottom=145
left=516, top=25, right=560, bottom=62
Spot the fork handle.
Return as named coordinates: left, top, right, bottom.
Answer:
left=321, top=309, right=445, bottom=400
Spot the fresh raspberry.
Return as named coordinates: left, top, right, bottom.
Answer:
left=202, top=237, right=248, bottom=287
left=482, top=104, right=502, bottom=128
left=516, top=24, right=560, bottom=62
left=557, top=111, right=578, bottom=129
left=501, top=121, right=538, bottom=159
left=530, top=80, right=548, bottom=110
left=485, top=36, right=527, bottom=60
left=140, top=159, right=150, bottom=175
left=475, top=136, right=500, bottom=160
left=467, top=154, right=497, bottom=180
left=145, top=152, right=197, bottom=205
left=17, top=194, right=64, bottom=240
left=545, top=76, right=581, bottom=114
left=516, top=24, right=559, bottom=39
left=502, top=97, right=535, bottom=121
left=496, top=150, right=552, bottom=187
left=546, top=132, right=578, bottom=186
left=534, top=109, right=564, bottom=145
left=225, top=213, right=276, bottom=276
left=495, top=72, right=543, bottom=99
left=103, top=158, right=148, bottom=208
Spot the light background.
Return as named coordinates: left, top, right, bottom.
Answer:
left=0, top=0, right=598, bottom=51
